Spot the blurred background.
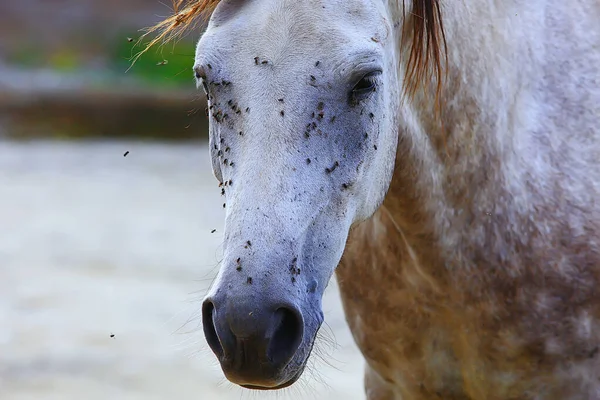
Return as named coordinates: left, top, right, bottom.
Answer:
left=0, top=1, right=364, bottom=399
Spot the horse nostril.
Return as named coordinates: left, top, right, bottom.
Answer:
left=202, top=300, right=224, bottom=359
left=267, top=307, right=304, bottom=366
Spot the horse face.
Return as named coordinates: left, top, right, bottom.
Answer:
left=196, top=0, right=399, bottom=389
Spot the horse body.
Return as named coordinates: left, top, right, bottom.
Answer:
left=340, top=1, right=600, bottom=398
left=145, top=0, right=600, bottom=398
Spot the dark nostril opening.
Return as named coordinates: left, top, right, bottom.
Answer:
left=202, top=300, right=224, bottom=359
left=267, top=307, right=303, bottom=366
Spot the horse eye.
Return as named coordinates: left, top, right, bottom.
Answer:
left=350, top=71, right=381, bottom=104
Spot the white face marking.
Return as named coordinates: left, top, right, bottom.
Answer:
left=196, top=0, right=400, bottom=388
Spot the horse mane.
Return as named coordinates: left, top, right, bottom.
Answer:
left=136, top=0, right=446, bottom=100
left=132, top=0, right=219, bottom=64
left=403, top=0, right=447, bottom=104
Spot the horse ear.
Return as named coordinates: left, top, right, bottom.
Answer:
left=209, top=0, right=245, bottom=26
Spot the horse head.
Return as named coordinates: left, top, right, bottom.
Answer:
left=195, top=0, right=401, bottom=389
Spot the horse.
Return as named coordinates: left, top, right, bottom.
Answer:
left=141, top=0, right=600, bottom=398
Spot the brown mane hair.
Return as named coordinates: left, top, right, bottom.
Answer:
left=136, top=0, right=446, bottom=100
left=403, top=0, right=447, bottom=105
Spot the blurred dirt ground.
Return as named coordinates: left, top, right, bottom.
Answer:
left=0, top=140, right=365, bottom=400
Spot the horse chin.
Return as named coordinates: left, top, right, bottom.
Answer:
left=235, top=363, right=306, bottom=391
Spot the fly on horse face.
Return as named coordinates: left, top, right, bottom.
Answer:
left=143, top=0, right=600, bottom=398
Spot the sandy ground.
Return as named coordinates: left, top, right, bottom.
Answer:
left=0, top=140, right=365, bottom=400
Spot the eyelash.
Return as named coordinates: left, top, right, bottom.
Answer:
left=354, top=75, right=378, bottom=92
left=350, top=71, right=381, bottom=104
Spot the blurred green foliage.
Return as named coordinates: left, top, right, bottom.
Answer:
left=3, top=27, right=204, bottom=140
left=112, top=36, right=197, bottom=88
left=5, top=31, right=198, bottom=89
left=49, top=49, right=81, bottom=72
left=6, top=43, right=45, bottom=67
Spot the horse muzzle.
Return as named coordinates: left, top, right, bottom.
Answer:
left=202, top=292, right=305, bottom=389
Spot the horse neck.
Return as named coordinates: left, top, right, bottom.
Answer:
left=381, top=0, right=600, bottom=270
